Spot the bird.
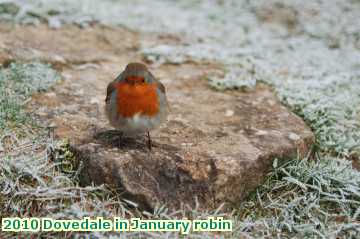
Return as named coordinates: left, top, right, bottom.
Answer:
left=105, top=62, right=168, bottom=150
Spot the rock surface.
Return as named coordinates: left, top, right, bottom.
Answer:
left=0, top=24, right=314, bottom=210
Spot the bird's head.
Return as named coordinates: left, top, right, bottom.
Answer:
left=121, top=62, right=154, bottom=85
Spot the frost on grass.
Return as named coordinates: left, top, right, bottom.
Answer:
left=235, top=157, right=360, bottom=238
left=2, top=133, right=360, bottom=238
left=0, top=135, right=132, bottom=238
left=0, top=62, right=59, bottom=131
left=208, top=61, right=259, bottom=91
left=276, top=72, right=360, bottom=156
left=142, top=45, right=189, bottom=65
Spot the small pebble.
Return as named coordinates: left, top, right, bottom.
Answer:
left=90, top=97, right=100, bottom=104
left=225, top=109, right=234, bottom=117
left=255, top=130, right=268, bottom=136
left=288, top=132, right=300, bottom=141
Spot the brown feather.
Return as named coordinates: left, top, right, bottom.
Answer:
left=148, top=71, right=166, bottom=94
left=125, top=63, right=148, bottom=75
left=157, top=81, right=166, bottom=94
left=105, top=81, right=116, bottom=103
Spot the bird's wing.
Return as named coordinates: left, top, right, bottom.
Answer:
left=151, top=75, right=169, bottom=111
left=105, top=81, right=116, bottom=103
left=149, top=72, right=166, bottom=94
left=106, top=72, right=124, bottom=103
left=157, top=81, right=166, bottom=94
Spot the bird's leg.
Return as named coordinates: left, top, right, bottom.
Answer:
left=147, top=132, right=152, bottom=151
left=118, top=131, right=124, bottom=148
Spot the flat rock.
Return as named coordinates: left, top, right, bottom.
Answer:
left=0, top=24, right=314, bottom=210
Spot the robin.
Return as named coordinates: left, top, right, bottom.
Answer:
left=105, top=63, right=168, bottom=150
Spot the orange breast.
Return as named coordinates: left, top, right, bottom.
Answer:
left=116, top=82, right=159, bottom=117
